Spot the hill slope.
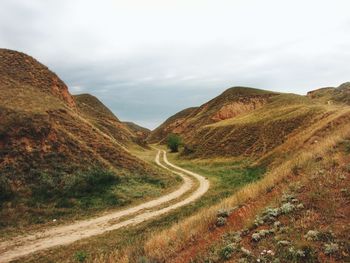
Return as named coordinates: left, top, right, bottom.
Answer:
left=141, top=85, right=350, bottom=263
left=74, top=94, right=148, bottom=145
left=123, top=121, right=151, bottom=140
left=149, top=85, right=350, bottom=160
left=0, top=49, right=175, bottom=229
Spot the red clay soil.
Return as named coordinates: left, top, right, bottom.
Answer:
left=169, top=175, right=292, bottom=263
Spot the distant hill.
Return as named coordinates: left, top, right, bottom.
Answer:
left=149, top=85, right=350, bottom=161
left=307, top=82, right=350, bottom=105
left=148, top=87, right=276, bottom=144
left=123, top=121, right=151, bottom=140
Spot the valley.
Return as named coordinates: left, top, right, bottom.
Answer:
left=0, top=149, right=208, bottom=263
left=0, top=49, right=349, bottom=263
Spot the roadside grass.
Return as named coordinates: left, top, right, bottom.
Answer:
left=141, top=121, right=350, bottom=263
left=193, top=140, right=350, bottom=263
left=17, top=148, right=266, bottom=263
left=0, top=165, right=179, bottom=236
left=167, top=152, right=265, bottom=201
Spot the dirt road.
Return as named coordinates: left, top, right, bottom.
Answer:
left=0, top=150, right=209, bottom=263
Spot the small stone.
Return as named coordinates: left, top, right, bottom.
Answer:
left=53, top=219, right=57, bottom=222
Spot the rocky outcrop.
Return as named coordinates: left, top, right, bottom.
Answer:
left=211, top=98, right=268, bottom=122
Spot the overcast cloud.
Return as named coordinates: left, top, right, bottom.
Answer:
left=1, top=0, right=349, bottom=129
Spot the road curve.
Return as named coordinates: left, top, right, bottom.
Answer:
left=0, top=149, right=209, bottom=263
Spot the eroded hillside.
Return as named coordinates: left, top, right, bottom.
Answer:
left=149, top=85, right=350, bottom=162
left=0, top=49, right=176, bottom=230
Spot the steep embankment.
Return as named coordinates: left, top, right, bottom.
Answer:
left=0, top=49, right=174, bottom=230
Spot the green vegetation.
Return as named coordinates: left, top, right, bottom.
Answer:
left=169, top=154, right=265, bottom=201
left=342, top=139, right=350, bottom=154
left=0, top=166, right=177, bottom=231
left=167, top=133, right=182, bottom=152
left=74, top=250, right=88, bottom=262
left=18, top=149, right=266, bottom=263
left=0, top=176, right=13, bottom=204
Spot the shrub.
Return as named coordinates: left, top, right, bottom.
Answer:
left=220, top=244, right=236, bottom=260
left=31, top=167, right=120, bottom=201
left=304, top=230, right=319, bottom=241
left=74, top=250, right=88, bottom=262
left=0, top=176, right=13, bottom=203
left=324, top=243, right=339, bottom=255
left=183, top=144, right=194, bottom=154
left=216, top=216, right=227, bottom=227
left=31, top=172, right=61, bottom=200
left=343, top=139, right=350, bottom=153
left=167, top=134, right=182, bottom=152
left=280, top=202, right=295, bottom=214
left=64, top=168, right=120, bottom=197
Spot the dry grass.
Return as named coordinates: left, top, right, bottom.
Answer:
left=142, top=117, right=350, bottom=262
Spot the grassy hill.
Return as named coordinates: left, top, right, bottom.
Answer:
left=148, top=87, right=277, bottom=144
left=149, top=85, right=350, bottom=162
left=0, top=49, right=177, bottom=230
left=139, top=84, right=350, bottom=263
left=123, top=122, right=150, bottom=138
left=74, top=94, right=146, bottom=146
left=57, top=83, right=348, bottom=263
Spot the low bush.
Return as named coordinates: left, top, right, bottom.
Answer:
left=64, top=168, right=120, bottom=197
left=167, top=133, right=182, bottom=152
left=74, top=250, right=88, bottom=262
left=0, top=176, right=13, bottom=203
left=31, top=167, right=120, bottom=201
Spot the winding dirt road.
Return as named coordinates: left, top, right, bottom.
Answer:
left=0, top=149, right=209, bottom=263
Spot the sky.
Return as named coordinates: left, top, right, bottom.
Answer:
left=1, top=0, right=350, bottom=129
